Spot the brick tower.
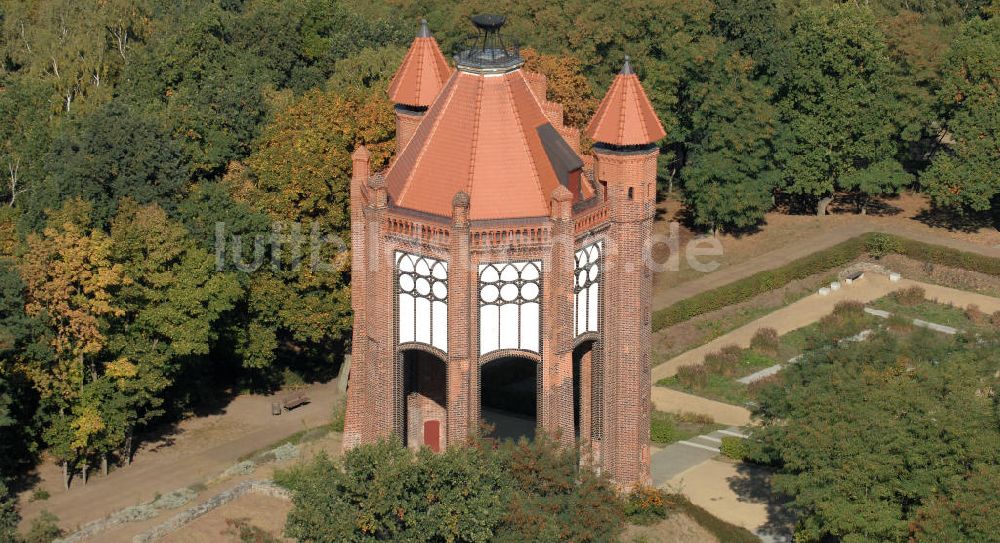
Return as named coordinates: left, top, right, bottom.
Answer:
left=344, top=16, right=664, bottom=489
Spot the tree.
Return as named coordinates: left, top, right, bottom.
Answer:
left=749, top=329, right=1000, bottom=542
left=771, top=4, right=909, bottom=215
left=18, top=200, right=124, bottom=408
left=521, top=47, right=598, bottom=129
left=326, top=45, right=407, bottom=94
left=107, top=201, right=240, bottom=460
left=682, top=51, right=779, bottom=233
left=0, top=480, right=18, bottom=543
left=223, top=88, right=394, bottom=368
left=920, top=14, right=999, bottom=213
left=43, top=99, right=188, bottom=227
left=276, top=436, right=624, bottom=543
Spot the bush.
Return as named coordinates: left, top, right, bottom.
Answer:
left=704, top=345, right=743, bottom=377
left=277, top=438, right=625, bottom=543
left=892, top=286, right=926, bottom=306
left=866, top=232, right=902, bottom=258
left=650, top=412, right=678, bottom=444
left=719, top=436, right=752, bottom=461
left=624, top=486, right=668, bottom=526
left=991, top=311, right=1000, bottom=329
left=652, top=235, right=870, bottom=331
left=750, top=327, right=779, bottom=356
left=676, top=411, right=715, bottom=425
left=22, top=511, right=63, bottom=543
left=330, top=395, right=347, bottom=432
left=29, top=489, right=50, bottom=502
left=746, top=373, right=782, bottom=399
left=887, top=314, right=915, bottom=333
left=223, top=517, right=282, bottom=543
left=832, top=300, right=865, bottom=316
left=964, top=304, right=986, bottom=324
left=676, top=364, right=708, bottom=389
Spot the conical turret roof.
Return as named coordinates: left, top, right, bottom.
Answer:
left=387, top=20, right=453, bottom=108
left=586, top=57, right=665, bottom=146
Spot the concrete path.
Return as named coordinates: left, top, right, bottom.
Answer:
left=665, top=459, right=794, bottom=543
left=653, top=219, right=1000, bottom=312
left=650, top=427, right=746, bottom=485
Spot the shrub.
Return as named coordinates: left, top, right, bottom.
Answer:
left=965, top=304, right=986, bottom=324
left=22, top=511, right=63, bottom=543
left=624, top=486, right=668, bottom=526
left=886, top=314, right=915, bottom=333
left=277, top=438, right=625, bottom=543
left=650, top=412, right=678, bottom=444
left=652, top=235, right=870, bottom=331
left=223, top=517, right=282, bottom=543
left=720, top=436, right=752, bottom=461
left=892, top=286, right=926, bottom=306
left=676, top=364, right=708, bottom=389
left=832, top=300, right=865, bottom=316
left=866, top=232, right=902, bottom=258
left=704, top=345, right=743, bottom=377
left=29, top=488, right=50, bottom=502
left=991, top=311, right=1000, bottom=329
left=330, top=395, right=347, bottom=432
left=746, top=373, right=782, bottom=399
left=750, top=327, right=779, bottom=356
left=676, top=411, right=715, bottom=425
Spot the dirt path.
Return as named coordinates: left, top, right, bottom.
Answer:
left=653, top=199, right=1000, bottom=312
left=17, top=381, right=341, bottom=533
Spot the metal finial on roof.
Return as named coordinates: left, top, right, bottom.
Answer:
left=620, top=55, right=634, bottom=75
left=418, top=19, right=431, bottom=38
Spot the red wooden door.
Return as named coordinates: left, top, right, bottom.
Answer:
left=423, top=420, right=441, bottom=452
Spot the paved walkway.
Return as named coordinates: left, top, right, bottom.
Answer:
left=651, top=427, right=746, bottom=485
left=653, top=220, right=1000, bottom=312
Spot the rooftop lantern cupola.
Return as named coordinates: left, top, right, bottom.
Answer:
left=455, top=14, right=524, bottom=74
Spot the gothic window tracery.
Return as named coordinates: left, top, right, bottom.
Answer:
left=479, top=261, right=542, bottom=355
left=397, top=252, right=448, bottom=352
left=574, top=241, right=602, bottom=336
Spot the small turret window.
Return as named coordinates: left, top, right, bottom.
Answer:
left=627, top=187, right=634, bottom=200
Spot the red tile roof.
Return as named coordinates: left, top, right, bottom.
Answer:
left=387, top=21, right=452, bottom=108
left=385, top=69, right=585, bottom=221
left=586, top=58, right=666, bottom=146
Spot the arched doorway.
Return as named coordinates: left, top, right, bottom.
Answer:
left=480, top=355, right=537, bottom=441
left=402, top=349, right=447, bottom=452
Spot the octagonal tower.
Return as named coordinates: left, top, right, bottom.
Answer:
left=344, top=16, right=664, bottom=488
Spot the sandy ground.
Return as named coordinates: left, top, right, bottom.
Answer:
left=18, top=380, right=342, bottom=534
left=666, top=459, right=792, bottom=541
left=620, top=513, right=720, bottom=543
left=161, top=494, right=294, bottom=543
left=652, top=192, right=1000, bottom=311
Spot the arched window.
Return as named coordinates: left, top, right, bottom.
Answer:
left=574, top=241, right=602, bottom=336
left=397, top=252, right=448, bottom=352
left=479, top=261, right=542, bottom=355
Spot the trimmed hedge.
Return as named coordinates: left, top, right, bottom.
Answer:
left=652, top=236, right=870, bottom=331
left=652, top=233, right=1000, bottom=332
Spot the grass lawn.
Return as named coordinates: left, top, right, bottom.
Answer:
left=650, top=411, right=725, bottom=445
left=868, top=296, right=976, bottom=330
left=656, top=374, right=752, bottom=406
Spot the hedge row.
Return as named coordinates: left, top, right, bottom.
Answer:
left=652, top=235, right=871, bottom=331
left=652, top=232, right=1000, bottom=331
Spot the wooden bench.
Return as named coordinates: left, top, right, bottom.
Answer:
left=282, top=393, right=310, bottom=411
